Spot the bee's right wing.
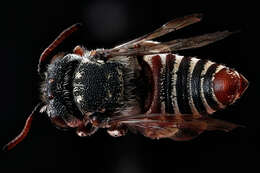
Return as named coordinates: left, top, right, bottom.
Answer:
left=105, top=114, right=241, bottom=141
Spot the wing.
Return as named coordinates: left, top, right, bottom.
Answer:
left=105, top=114, right=242, bottom=141
left=97, top=13, right=237, bottom=58
left=112, top=13, right=203, bottom=51
left=103, top=31, right=235, bottom=57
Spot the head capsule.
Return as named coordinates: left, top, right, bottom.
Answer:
left=41, top=53, right=83, bottom=128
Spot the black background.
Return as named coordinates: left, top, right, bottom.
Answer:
left=0, top=0, right=258, bottom=172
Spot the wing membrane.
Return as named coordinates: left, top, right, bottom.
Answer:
left=104, top=114, right=241, bottom=140
left=112, top=13, right=203, bottom=51
left=106, top=31, right=235, bottom=57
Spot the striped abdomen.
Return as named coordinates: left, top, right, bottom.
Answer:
left=143, top=54, right=248, bottom=115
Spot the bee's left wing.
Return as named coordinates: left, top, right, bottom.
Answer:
left=111, top=13, right=203, bottom=51
left=105, top=114, right=241, bottom=141
left=102, top=31, right=235, bottom=57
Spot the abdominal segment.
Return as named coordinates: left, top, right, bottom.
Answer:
left=143, top=54, right=227, bottom=115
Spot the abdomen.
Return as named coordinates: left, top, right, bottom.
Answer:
left=143, top=54, right=227, bottom=115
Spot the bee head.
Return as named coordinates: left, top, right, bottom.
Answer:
left=41, top=54, right=83, bottom=128
left=3, top=24, right=84, bottom=151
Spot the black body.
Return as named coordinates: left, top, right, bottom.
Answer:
left=42, top=54, right=83, bottom=122
left=73, top=61, right=124, bottom=112
left=191, top=59, right=208, bottom=114
left=41, top=54, right=144, bottom=129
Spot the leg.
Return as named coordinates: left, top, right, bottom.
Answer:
left=107, top=125, right=128, bottom=137
left=73, top=45, right=85, bottom=56
left=88, top=112, right=109, bottom=128
left=76, top=121, right=98, bottom=137
left=169, top=128, right=204, bottom=141
left=50, top=116, right=70, bottom=130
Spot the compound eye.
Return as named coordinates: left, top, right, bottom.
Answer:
left=213, top=68, right=248, bottom=105
left=50, top=53, right=66, bottom=64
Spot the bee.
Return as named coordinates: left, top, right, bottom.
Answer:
left=3, top=14, right=248, bottom=151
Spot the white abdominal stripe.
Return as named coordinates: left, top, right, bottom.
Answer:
left=144, top=54, right=226, bottom=115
